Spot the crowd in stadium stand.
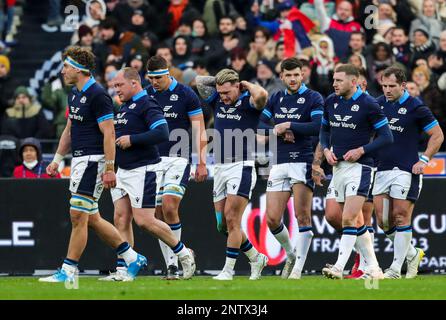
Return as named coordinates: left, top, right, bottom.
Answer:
left=1, top=0, right=446, bottom=178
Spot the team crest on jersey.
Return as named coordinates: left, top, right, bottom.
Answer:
left=398, top=108, right=407, bottom=114
left=170, top=94, right=179, bottom=101
left=80, top=96, right=87, bottom=104
left=235, top=100, right=242, bottom=107
left=351, top=104, right=359, bottom=112
left=334, top=103, right=338, bottom=109
left=128, top=103, right=136, bottom=109
left=297, top=97, right=305, bottom=104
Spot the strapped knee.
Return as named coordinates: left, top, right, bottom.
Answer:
left=70, top=194, right=98, bottom=214
left=215, top=211, right=227, bottom=235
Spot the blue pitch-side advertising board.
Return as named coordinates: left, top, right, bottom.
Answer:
left=0, top=178, right=445, bottom=274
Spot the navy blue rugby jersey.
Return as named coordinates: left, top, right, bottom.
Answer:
left=375, top=91, right=438, bottom=172
left=68, top=78, right=114, bottom=157
left=260, top=84, right=324, bottom=164
left=206, top=91, right=262, bottom=163
left=114, top=90, right=167, bottom=170
left=146, top=77, right=202, bottom=159
left=321, top=87, right=389, bottom=167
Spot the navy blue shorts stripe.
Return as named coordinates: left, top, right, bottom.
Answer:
left=366, top=173, right=374, bottom=202
left=407, top=174, right=420, bottom=202
left=142, top=171, right=157, bottom=208
left=357, top=166, right=372, bottom=197
left=77, top=161, right=99, bottom=198
left=180, top=164, right=191, bottom=188
left=237, top=166, right=253, bottom=199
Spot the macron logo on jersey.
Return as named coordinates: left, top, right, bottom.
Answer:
left=276, top=107, right=301, bottom=119
left=163, top=105, right=178, bottom=119
left=389, top=118, right=404, bottom=133
left=216, top=107, right=241, bottom=121
left=331, top=114, right=356, bottom=129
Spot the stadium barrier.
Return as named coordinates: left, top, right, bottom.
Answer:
left=1, top=179, right=445, bottom=274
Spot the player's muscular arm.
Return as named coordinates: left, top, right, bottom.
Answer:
left=242, top=81, right=268, bottom=110
left=423, top=125, right=444, bottom=159
left=312, top=142, right=326, bottom=186
left=319, top=120, right=337, bottom=166
left=46, top=119, right=72, bottom=176
left=190, top=113, right=208, bottom=182
left=56, top=119, right=72, bottom=156
left=99, top=119, right=116, bottom=188
left=196, top=76, right=217, bottom=101
left=413, top=125, right=444, bottom=174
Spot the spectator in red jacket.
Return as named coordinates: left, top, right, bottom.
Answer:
left=13, top=137, right=61, bottom=179
left=314, top=0, right=362, bottom=60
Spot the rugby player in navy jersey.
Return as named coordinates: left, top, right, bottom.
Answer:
left=144, top=56, right=207, bottom=280
left=319, top=64, right=393, bottom=279
left=373, top=67, right=443, bottom=279
left=313, top=69, right=378, bottom=278
left=99, top=68, right=196, bottom=281
left=259, top=57, right=324, bottom=279
left=196, top=69, right=269, bottom=280
left=39, top=47, right=146, bottom=282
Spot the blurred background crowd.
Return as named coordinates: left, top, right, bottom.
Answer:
left=0, top=0, right=445, bottom=178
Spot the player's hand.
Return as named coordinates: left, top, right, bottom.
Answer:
left=283, top=130, right=295, bottom=143
left=312, top=164, right=326, bottom=187
left=324, top=148, right=338, bottom=166
left=195, top=163, right=208, bottom=182
left=46, top=162, right=59, bottom=177
left=102, top=171, right=116, bottom=189
left=116, top=135, right=131, bottom=149
left=240, top=80, right=252, bottom=92
left=274, top=122, right=291, bottom=135
left=343, top=147, right=364, bottom=162
left=412, top=161, right=427, bottom=175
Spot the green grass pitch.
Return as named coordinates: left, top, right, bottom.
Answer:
left=1, top=275, right=445, bottom=300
